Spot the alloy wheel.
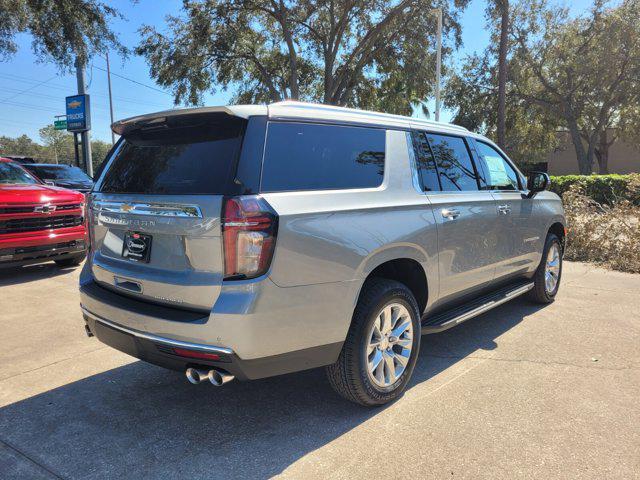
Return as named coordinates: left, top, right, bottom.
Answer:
left=545, top=243, right=561, bottom=294
left=366, top=303, right=414, bottom=388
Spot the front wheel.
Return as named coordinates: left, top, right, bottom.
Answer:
left=326, top=278, right=421, bottom=406
left=529, top=233, right=563, bottom=304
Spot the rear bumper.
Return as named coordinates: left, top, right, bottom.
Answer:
left=81, top=303, right=342, bottom=381
left=79, top=256, right=358, bottom=362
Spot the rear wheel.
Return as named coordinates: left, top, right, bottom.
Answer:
left=55, top=253, right=85, bottom=268
left=529, top=233, right=563, bottom=303
left=326, top=278, right=421, bottom=406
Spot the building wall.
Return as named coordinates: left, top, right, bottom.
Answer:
left=546, top=131, right=640, bottom=175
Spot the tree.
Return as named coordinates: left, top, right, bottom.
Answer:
left=494, top=0, right=509, bottom=149
left=1, top=129, right=113, bottom=172
left=593, top=103, right=640, bottom=174
left=136, top=0, right=470, bottom=115
left=0, top=134, right=43, bottom=158
left=0, top=0, right=124, bottom=68
left=446, top=0, right=640, bottom=174
left=445, top=50, right=559, bottom=167
left=39, top=125, right=75, bottom=164
left=91, top=139, right=111, bottom=172
left=582, top=1, right=640, bottom=174
left=511, top=0, right=640, bottom=174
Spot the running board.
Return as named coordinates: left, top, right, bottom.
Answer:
left=421, top=281, right=534, bottom=334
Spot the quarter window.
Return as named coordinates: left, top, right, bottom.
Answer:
left=475, top=141, right=520, bottom=190
left=261, top=122, right=385, bottom=192
left=426, top=134, right=479, bottom=191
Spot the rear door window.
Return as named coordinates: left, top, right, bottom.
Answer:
left=97, top=115, right=245, bottom=195
left=260, top=122, right=385, bottom=192
left=425, top=133, right=479, bottom=191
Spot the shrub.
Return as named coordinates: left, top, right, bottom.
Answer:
left=562, top=184, right=640, bottom=274
left=549, top=174, right=640, bottom=206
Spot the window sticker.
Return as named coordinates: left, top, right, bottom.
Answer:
left=484, top=154, right=511, bottom=187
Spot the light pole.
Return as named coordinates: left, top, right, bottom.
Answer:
left=434, top=8, right=442, bottom=122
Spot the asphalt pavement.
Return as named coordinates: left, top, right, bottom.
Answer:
left=0, top=261, right=638, bottom=479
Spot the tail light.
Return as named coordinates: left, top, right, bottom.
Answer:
left=222, top=196, right=278, bottom=280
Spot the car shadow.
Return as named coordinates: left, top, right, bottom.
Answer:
left=0, top=298, right=546, bottom=479
left=0, top=262, right=81, bottom=287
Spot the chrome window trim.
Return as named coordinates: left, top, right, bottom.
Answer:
left=91, top=200, right=203, bottom=218
left=423, top=189, right=496, bottom=197
left=81, top=306, right=234, bottom=355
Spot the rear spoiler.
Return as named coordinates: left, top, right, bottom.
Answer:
left=111, top=105, right=267, bottom=136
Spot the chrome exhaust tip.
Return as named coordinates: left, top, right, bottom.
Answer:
left=207, top=369, right=235, bottom=387
left=185, top=367, right=234, bottom=386
left=185, top=367, right=209, bottom=384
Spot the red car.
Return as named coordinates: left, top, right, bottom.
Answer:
left=0, top=158, right=87, bottom=268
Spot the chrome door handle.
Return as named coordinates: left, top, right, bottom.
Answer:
left=497, top=204, right=511, bottom=215
left=441, top=208, right=461, bottom=220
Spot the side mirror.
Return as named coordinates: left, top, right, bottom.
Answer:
left=526, top=172, right=550, bottom=198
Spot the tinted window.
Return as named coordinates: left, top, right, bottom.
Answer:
left=0, top=162, right=39, bottom=185
left=27, top=165, right=91, bottom=182
left=98, top=116, right=245, bottom=194
left=411, top=132, right=440, bottom=191
left=261, top=122, right=384, bottom=192
left=426, top=134, right=478, bottom=191
left=475, top=141, right=520, bottom=190
left=66, top=166, right=93, bottom=182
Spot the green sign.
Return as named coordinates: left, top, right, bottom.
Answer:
left=54, top=119, right=67, bottom=130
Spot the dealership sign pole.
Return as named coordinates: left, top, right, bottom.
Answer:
left=67, top=57, right=93, bottom=177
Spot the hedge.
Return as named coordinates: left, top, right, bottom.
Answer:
left=549, top=174, right=640, bottom=205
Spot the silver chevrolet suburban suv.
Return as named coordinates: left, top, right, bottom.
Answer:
left=79, top=101, right=565, bottom=406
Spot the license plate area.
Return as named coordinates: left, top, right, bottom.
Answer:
left=122, top=231, right=152, bottom=263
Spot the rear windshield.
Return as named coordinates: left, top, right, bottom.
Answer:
left=27, top=165, right=91, bottom=182
left=97, top=114, right=245, bottom=195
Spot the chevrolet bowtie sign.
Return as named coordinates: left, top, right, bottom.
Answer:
left=65, top=94, right=91, bottom=132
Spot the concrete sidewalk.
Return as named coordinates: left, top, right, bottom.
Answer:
left=0, top=262, right=638, bottom=479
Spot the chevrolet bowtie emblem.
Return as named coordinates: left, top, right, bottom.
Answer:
left=34, top=205, right=56, bottom=214
left=120, top=204, right=134, bottom=213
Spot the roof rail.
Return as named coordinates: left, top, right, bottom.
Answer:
left=269, top=100, right=468, bottom=132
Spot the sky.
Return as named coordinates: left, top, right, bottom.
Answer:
left=0, top=0, right=593, bottom=144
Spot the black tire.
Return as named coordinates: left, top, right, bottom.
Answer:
left=54, top=253, right=85, bottom=268
left=528, top=233, right=563, bottom=304
left=326, top=278, right=421, bottom=406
